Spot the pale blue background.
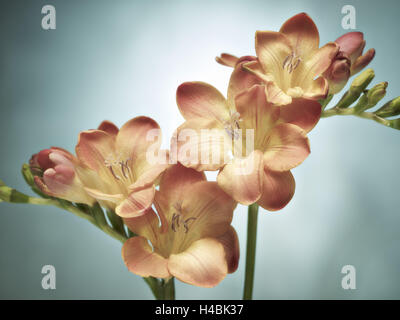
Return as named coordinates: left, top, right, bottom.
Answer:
left=1, top=0, right=399, bottom=299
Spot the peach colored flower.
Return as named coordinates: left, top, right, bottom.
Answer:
left=122, top=164, right=239, bottom=288
left=31, top=147, right=95, bottom=205
left=75, top=117, right=169, bottom=218
left=227, top=13, right=339, bottom=105
left=174, top=81, right=319, bottom=210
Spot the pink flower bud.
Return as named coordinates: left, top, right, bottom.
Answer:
left=31, top=147, right=94, bottom=205
left=335, top=32, right=375, bottom=75
left=323, top=52, right=351, bottom=94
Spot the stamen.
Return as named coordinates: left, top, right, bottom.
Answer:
left=104, top=155, right=132, bottom=181
left=282, top=53, right=301, bottom=73
left=183, top=217, right=197, bottom=233
left=171, top=211, right=197, bottom=233
left=224, top=110, right=242, bottom=140
left=108, top=166, right=121, bottom=180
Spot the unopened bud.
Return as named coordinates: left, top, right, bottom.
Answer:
left=388, top=118, right=400, bottom=130
left=336, top=69, right=375, bottom=108
left=366, top=82, right=387, bottom=107
left=375, top=97, right=400, bottom=118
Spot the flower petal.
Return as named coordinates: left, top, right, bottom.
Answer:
left=294, top=42, right=339, bottom=86
left=124, top=207, right=161, bottom=244
left=129, top=154, right=170, bottom=193
left=76, top=130, right=115, bottom=171
left=255, top=31, right=293, bottom=89
left=217, top=150, right=264, bottom=205
left=180, top=181, right=236, bottom=239
left=279, top=13, right=320, bottom=57
left=335, top=32, right=365, bottom=63
left=168, top=238, right=228, bottom=288
left=258, top=169, right=295, bottom=211
left=235, top=85, right=280, bottom=148
left=263, top=123, right=310, bottom=171
left=84, top=187, right=124, bottom=204
left=172, top=118, right=229, bottom=171
left=122, top=236, right=170, bottom=278
left=278, top=98, right=321, bottom=133
left=115, top=185, right=155, bottom=218
left=176, top=82, right=230, bottom=122
left=351, top=48, right=375, bottom=75
left=97, top=120, right=119, bottom=136
left=217, top=226, right=240, bottom=273
left=215, top=53, right=239, bottom=67
left=116, top=116, right=162, bottom=161
left=227, top=58, right=260, bottom=107
left=303, top=76, right=329, bottom=100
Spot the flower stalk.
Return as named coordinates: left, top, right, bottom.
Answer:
left=243, top=203, right=259, bottom=300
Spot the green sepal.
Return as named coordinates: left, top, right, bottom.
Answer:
left=21, top=163, right=35, bottom=186
left=106, top=209, right=126, bottom=235
left=90, top=203, right=108, bottom=229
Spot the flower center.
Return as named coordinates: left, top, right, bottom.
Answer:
left=282, top=53, right=301, bottom=73
left=223, top=110, right=242, bottom=140
left=104, top=154, right=132, bottom=181
left=170, top=204, right=197, bottom=233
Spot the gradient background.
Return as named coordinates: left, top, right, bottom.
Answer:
left=1, top=0, right=399, bottom=299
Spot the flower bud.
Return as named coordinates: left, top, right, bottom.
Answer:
left=375, top=97, right=400, bottom=118
left=31, top=147, right=94, bottom=205
left=366, top=82, right=387, bottom=107
left=323, top=52, right=351, bottom=94
left=336, top=69, right=375, bottom=108
left=388, top=118, right=400, bottom=130
left=335, top=32, right=375, bottom=76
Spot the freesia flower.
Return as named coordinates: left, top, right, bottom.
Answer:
left=30, top=147, right=95, bottom=205
left=219, top=13, right=339, bottom=105
left=174, top=80, right=320, bottom=210
left=324, top=32, right=375, bottom=94
left=122, top=164, right=239, bottom=287
left=75, top=117, right=169, bottom=218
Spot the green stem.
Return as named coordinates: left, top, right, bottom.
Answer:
left=321, top=107, right=391, bottom=128
left=243, top=203, right=259, bottom=300
left=1, top=184, right=165, bottom=299
left=161, top=278, right=176, bottom=300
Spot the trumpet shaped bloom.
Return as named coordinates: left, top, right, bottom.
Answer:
left=174, top=80, right=320, bottom=210
left=122, top=164, right=239, bottom=287
left=237, top=13, right=339, bottom=105
left=75, top=117, right=169, bottom=218
left=30, top=147, right=95, bottom=205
